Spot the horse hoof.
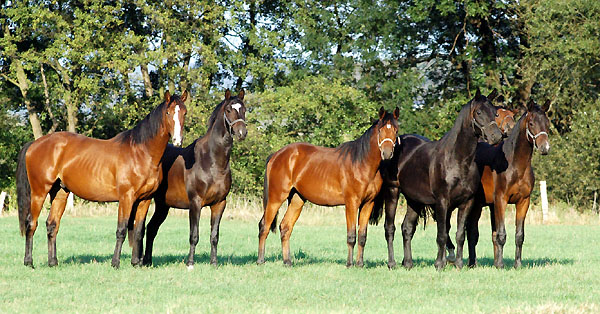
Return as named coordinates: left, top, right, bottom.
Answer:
left=434, top=261, right=446, bottom=271
left=446, top=250, right=456, bottom=263
left=283, top=260, right=292, bottom=267
left=402, top=261, right=413, bottom=270
left=455, top=260, right=463, bottom=270
left=210, top=261, right=218, bottom=267
left=355, top=261, right=364, bottom=268
left=468, top=261, right=477, bottom=268
left=388, top=261, right=397, bottom=269
left=48, top=260, right=58, bottom=267
left=514, top=262, right=522, bottom=269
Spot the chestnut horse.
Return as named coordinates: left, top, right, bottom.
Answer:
left=142, top=90, right=247, bottom=268
left=16, top=91, right=187, bottom=268
left=258, top=107, right=399, bottom=267
left=370, top=89, right=503, bottom=270
left=460, top=99, right=550, bottom=268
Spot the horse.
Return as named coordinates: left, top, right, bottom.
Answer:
left=445, top=102, right=517, bottom=263
left=370, top=89, right=503, bottom=270
left=16, top=91, right=187, bottom=268
left=459, top=99, right=550, bottom=268
left=257, top=107, right=399, bottom=267
left=142, top=90, right=247, bottom=268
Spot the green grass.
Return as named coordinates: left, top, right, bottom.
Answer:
left=1, top=211, right=599, bottom=313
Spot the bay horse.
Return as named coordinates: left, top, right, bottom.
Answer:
left=460, top=99, right=550, bottom=268
left=257, top=107, right=399, bottom=267
left=370, top=89, right=503, bottom=270
left=142, top=90, right=247, bottom=268
left=16, top=91, right=187, bottom=268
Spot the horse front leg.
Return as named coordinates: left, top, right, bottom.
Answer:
left=209, top=200, right=227, bottom=266
left=113, top=193, right=134, bottom=269
left=466, top=203, right=483, bottom=267
left=434, top=201, right=450, bottom=271
left=131, top=199, right=151, bottom=267
left=384, top=187, right=399, bottom=269
left=492, top=197, right=508, bottom=269
left=401, top=201, right=420, bottom=269
left=514, top=197, right=531, bottom=268
left=344, top=198, right=360, bottom=267
left=186, top=196, right=203, bottom=269
left=445, top=210, right=456, bottom=264
left=454, top=198, right=475, bottom=269
left=356, top=201, right=375, bottom=268
left=143, top=200, right=170, bottom=266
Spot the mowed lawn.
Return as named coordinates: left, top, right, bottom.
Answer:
left=1, top=211, right=599, bottom=313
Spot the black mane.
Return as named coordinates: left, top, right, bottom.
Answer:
left=115, top=96, right=180, bottom=144
left=336, top=112, right=396, bottom=164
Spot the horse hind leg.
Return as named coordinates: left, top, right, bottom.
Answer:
left=112, top=193, right=134, bottom=269
left=143, top=200, right=170, bottom=266
left=344, top=198, right=360, bottom=267
left=209, top=200, right=227, bottom=266
left=24, top=182, right=54, bottom=268
left=46, top=183, right=69, bottom=267
left=279, top=193, right=305, bottom=266
left=257, top=184, right=289, bottom=265
left=401, top=201, right=421, bottom=269
left=356, top=201, right=376, bottom=268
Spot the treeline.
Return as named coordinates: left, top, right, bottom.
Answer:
left=1, top=0, right=599, bottom=209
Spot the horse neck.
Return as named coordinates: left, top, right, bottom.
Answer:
left=504, top=115, right=533, bottom=170
left=439, top=106, right=478, bottom=163
left=363, top=128, right=385, bottom=175
left=142, top=125, right=171, bottom=165
left=204, top=113, right=234, bottom=169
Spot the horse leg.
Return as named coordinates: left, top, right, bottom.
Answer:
left=143, top=201, right=170, bottom=266
left=344, top=198, right=360, bottom=267
left=384, top=187, right=399, bottom=269
left=356, top=201, right=375, bottom=268
left=445, top=210, right=456, bottom=264
left=131, top=199, right=151, bottom=267
left=257, top=190, right=287, bottom=265
left=454, top=198, right=475, bottom=269
left=186, top=196, right=203, bottom=269
left=492, top=198, right=507, bottom=269
left=514, top=197, right=530, bottom=269
left=401, top=201, right=420, bottom=269
left=112, top=194, right=134, bottom=269
left=25, top=184, right=52, bottom=268
left=209, top=200, right=227, bottom=266
left=279, top=193, right=305, bottom=266
left=46, top=187, right=69, bottom=267
left=466, top=203, right=483, bottom=267
left=433, top=202, right=450, bottom=271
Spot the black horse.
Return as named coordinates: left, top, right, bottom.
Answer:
left=370, top=89, right=503, bottom=270
left=142, top=90, right=247, bottom=268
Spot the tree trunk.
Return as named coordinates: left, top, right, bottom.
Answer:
left=40, top=64, right=58, bottom=133
left=14, top=61, right=43, bottom=139
left=140, top=63, right=153, bottom=97
left=64, top=90, right=77, bottom=133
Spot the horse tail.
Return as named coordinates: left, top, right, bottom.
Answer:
left=369, top=189, right=385, bottom=225
left=262, top=153, right=277, bottom=233
left=17, top=142, right=33, bottom=236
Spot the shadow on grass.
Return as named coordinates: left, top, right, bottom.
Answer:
left=58, top=252, right=574, bottom=269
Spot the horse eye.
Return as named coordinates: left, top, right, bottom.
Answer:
left=477, top=110, right=481, bottom=115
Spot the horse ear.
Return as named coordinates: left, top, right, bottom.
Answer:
left=378, top=106, right=386, bottom=119
left=164, top=91, right=171, bottom=105
left=542, top=99, right=551, bottom=112
left=487, top=88, right=498, bottom=101
left=225, top=89, right=231, bottom=100
left=180, top=90, right=188, bottom=102
left=527, top=99, right=536, bottom=112
left=393, top=107, right=400, bottom=119
left=238, top=89, right=245, bottom=100
left=475, top=88, right=482, bottom=98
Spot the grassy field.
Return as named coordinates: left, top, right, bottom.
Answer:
left=1, top=202, right=599, bottom=313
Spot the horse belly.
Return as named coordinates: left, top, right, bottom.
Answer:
left=294, top=180, right=345, bottom=206
left=59, top=153, right=119, bottom=202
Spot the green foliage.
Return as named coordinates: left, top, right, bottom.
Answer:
left=230, top=76, right=379, bottom=193
left=0, top=112, right=31, bottom=190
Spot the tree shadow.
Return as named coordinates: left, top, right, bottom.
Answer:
left=468, top=256, right=574, bottom=268
left=62, top=254, right=121, bottom=265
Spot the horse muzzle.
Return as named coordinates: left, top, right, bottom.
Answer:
left=233, top=125, right=247, bottom=141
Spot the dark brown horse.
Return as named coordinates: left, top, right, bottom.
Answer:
left=445, top=103, right=517, bottom=263
left=370, top=89, right=503, bottom=270
left=16, top=91, right=187, bottom=268
left=258, top=107, right=399, bottom=267
left=460, top=99, right=550, bottom=268
left=142, top=90, right=247, bottom=268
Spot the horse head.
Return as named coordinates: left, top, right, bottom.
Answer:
left=164, top=90, right=188, bottom=147
left=222, top=89, right=248, bottom=141
left=376, top=106, right=400, bottom=160
left=524, top=99, right=551, bottom=155
left=470, top=88, right=503, bottom=145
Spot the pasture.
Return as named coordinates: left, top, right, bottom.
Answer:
left=1, top=200, right=599, bottom=313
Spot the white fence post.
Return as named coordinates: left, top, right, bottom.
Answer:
left=0, top=191, right=6, bottom=213
left=540, top=181, right=548, bottom=223
left=67, top=193, right=74, bottom=213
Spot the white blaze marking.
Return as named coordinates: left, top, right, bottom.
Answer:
left=232, top=103, right=242, bottom=113
left=386, top=123, right=391, bottom=129
left=172, top=105, right=182, bottom=146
